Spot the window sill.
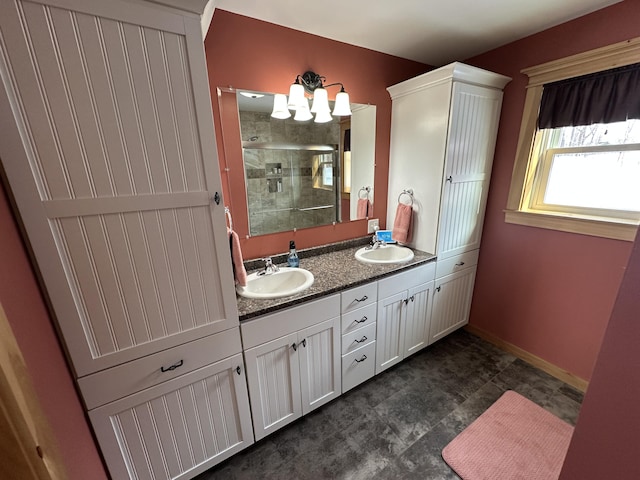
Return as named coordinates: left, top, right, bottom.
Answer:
left=504, top=209, right=638, bottom=241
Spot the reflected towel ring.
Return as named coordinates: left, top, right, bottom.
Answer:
left=358, top=186, right=371, bottom=199
left=398, top=189, right=414, bottom=206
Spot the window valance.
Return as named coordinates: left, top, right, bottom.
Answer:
left=538, top=63, right=640, bottom=129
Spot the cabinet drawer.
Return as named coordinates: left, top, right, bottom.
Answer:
left=341, top=303, right=377, bottom=334
left=341, top=283, right=377, bottom=313
left=435, top=249, right=479, bottom=278
left=342, top=342, right=376, bottom=393
left=378, top=262, right=436, bottom=298
left=78, top=328, right=242, bottom=409
left=341, top=322, right=376, bottom=355
left=241, top=294, right=340, bottom=349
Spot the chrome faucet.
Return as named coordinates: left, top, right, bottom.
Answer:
left=258, top=257, right=279, bottom=275
left=367, top=227, right=386, bottom=250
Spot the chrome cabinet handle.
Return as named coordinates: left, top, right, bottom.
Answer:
left=354, top=316, right=368, bottom=324
left=354, top=355, right=367, bottom=363
left=354, top=336, right=368, bottom=344
left=355, top=295, right=368, bottom=302
left=160, top=359, right=184, bottom=373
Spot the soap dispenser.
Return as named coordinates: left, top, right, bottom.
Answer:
left=287, top=240, right=299, bottom=267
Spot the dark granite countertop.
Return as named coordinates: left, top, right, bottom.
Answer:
left=236, top=238, right=436, bottom=321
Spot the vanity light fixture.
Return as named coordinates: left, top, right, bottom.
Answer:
left=271, top=70, right=352, bottom=123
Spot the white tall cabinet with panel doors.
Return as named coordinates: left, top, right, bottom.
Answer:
left=0, top=0, right=253, bottom=478
left=386, top=63, right=510, bottom=343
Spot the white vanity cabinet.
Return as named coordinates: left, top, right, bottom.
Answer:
left=86, top=329, right=253, bottom=480
left=376, top=263, right=436, bottom=374
left=340, top=283, right=378, bottom=392
left=386, top=63, right=510, bottom=343
left=430, top=250, right=480, bottom=344
left=241, top=296, right=341, bottom=441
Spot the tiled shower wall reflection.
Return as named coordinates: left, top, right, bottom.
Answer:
left=240, top=111, right=341, bottom=236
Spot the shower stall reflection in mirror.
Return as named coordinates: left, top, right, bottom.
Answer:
left=242, top=142, right=341, bottom=236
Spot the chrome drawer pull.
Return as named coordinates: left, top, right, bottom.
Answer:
left=354, top=355, right=367, bottom=363
left=354, top=336, right=368, bottom=344
left=160, top=359, right=184, bottom=373
left=355, top=295, right=368, bottom=302
left=354, top=316, right=368, bottom=324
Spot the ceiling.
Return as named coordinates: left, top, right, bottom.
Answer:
left=211, top=0, right=622, bottom=66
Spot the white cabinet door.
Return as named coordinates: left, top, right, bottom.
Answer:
left=403, top=281, right=435, bottom=357
left=298, top=316, right=341, bottom=415
left=437, top=82, right=504, bottom=259
left=89, top=353, right=253, bottom=480
left=375, top=291, right=407, bottom=374
left=429, top=266, right=478, bottom=344
left=0, top=0, right=238, bottom=376
left=244, top=333, right=301, bottom=441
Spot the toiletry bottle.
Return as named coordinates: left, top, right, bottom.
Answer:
left=287, top=240, right=299, bottom=267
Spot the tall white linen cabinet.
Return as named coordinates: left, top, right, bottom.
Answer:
left=0, top=0, right=254, bottom=479
left=386, top=63, right=511, bottom=343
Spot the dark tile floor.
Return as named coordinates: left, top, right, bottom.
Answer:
left=196, top=329, right=583, bottom=480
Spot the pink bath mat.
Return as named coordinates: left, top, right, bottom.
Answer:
left=442, top=390, right=574, bottom=480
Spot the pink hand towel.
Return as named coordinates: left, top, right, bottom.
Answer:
left=392, top=203, right=413, bottom=244
left=356, top=198, right=370, bottom=219
left=227, top=227, right=247, bottom=286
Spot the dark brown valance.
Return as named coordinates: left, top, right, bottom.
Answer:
left=538, top=63, right=640, bottom=129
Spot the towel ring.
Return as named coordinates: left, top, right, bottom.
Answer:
left=398, top=189, right=414, bottom=206
left=358, top=186, right=371, bottom=199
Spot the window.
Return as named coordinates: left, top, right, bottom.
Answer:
left=505, top=37, right=640, bottom=241
left=525, top=120, right=640, bottom=220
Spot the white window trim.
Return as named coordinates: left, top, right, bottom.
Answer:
left=505, top=37, right=640, bottom=241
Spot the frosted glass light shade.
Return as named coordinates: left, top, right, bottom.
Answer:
left=271, top=93, right=291, bottom=119
left=314, top=108, right=332, bottom=123
left=310, top=88, right=330, bottom=113
left=293, top=98, right=313, bottom=121
left=332, top=91, right=352, bottom=116
left=288, top=82, right=305, bottom=109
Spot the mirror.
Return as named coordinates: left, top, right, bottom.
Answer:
left=221, top=89, right=376, bottom=237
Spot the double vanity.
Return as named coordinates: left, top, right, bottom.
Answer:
left=234, top=239, right=478, bottom=442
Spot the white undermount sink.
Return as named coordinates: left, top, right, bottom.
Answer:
left=236, top=267, right=314, bottom=299
left=355, top=244, right=414, bottom=264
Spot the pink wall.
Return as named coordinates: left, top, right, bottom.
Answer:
left=204, top=10, right=430, bottom=260
left=0, top=182, right=107, bottom=479
left=559, top=228, right=640, bottom=477
left=465, top=0, right=638, bottom=382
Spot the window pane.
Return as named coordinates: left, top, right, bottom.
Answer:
left=544, top=150, right=640, bottom=211
left=550, top=119, right=640, bottom=148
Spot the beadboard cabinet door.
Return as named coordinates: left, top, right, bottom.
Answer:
left=0, top=0, right=238, bottom=376
left=429, top=266, right=478, bottom=344
left=403, top=281, right=435, bottom=357
left=90, top=354, right=253, bottom=480
left=437, top=82, right=504, bottom=259
left=376, top=291, right=408, bottom=374
left=298, top=316, right=341, bottom=415
left=244, top=333, right=302, bottom=441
